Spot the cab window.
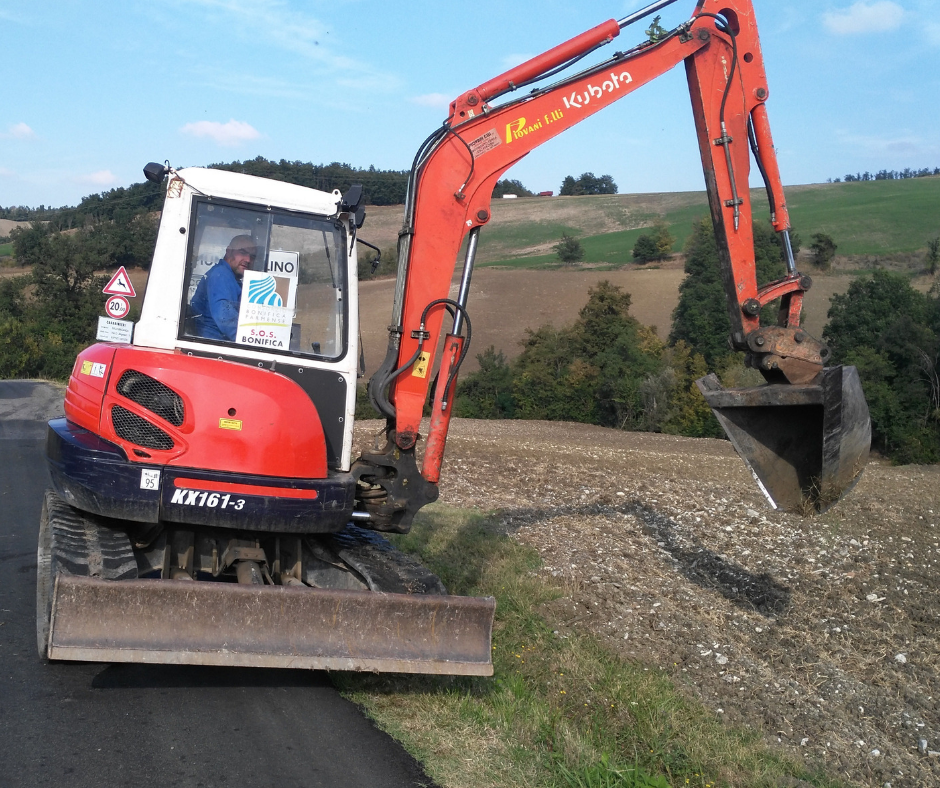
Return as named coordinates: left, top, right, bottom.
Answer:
left=179, top=199, right=347, bottom=360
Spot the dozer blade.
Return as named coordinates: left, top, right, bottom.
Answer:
left=696, top=365, right=870, bottom=513
left=48, top=575, right=495, bottom=675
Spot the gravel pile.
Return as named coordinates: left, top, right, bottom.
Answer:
left=357, top=418, right=940, bottom=787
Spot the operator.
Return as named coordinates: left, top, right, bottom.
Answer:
left=190, top=235, right=256, bottom=341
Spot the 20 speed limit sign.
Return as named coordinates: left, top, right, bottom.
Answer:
left=105, top=295, right=130, bottom=319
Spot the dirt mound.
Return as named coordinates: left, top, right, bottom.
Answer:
left=357, top=418, right=940, bottom=787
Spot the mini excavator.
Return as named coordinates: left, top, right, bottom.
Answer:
left=38, top=0, right=870, bottom=673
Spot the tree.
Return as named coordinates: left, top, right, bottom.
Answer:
left=670, top=218, right=786, bottom=370
left=927, top=236, right=939, bottom=275
left=810, top=232, right=837, bottom=270
left=559, top=172, right=618, bottom=196
left=211, top=157, right=409, bottom=206
left=0, top=231, right=106, bottom=380
left=454, top=346, right=516, bottom=419
left=511, top=281, right=664, bottom=429
left=492, top=179, right=533, bottom=198
left=632, top=235, right=660, bottom=264
left=632, top=223, right=673, bottom=263
left=823, top=270, right=940, bottom=464
left=554, top=233, right=584, bottom=265
left=669, top=219, right=734, bottom=369
left=9, top=221, right=52, bottom=266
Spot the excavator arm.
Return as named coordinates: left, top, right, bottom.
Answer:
left=356, top=0, right=870, bottom=530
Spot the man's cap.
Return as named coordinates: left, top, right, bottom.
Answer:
left=227, top=235, right=256, bottom=255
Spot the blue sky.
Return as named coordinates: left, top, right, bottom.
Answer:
left=2, top=0, right=938, bottom=208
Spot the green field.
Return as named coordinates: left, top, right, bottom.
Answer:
left=478, top=177, right=940, bottom=267
left=776, top=178, right=940, bottom=255
left=0, top=242, right=13, bottom=257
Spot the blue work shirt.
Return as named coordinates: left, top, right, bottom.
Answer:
left=190, top=260, right=242, bottom=341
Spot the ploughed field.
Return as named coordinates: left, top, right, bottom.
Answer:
left=356, top=417, right=940, bottom=788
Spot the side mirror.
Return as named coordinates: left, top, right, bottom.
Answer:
left=341, top=184, right=366, bottom=229
left=143, top=162, right=169, bottom=184
left=341, top=184, right=363, bottom=211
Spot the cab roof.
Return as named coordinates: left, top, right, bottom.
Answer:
left=175, top=167, right=342, bottom=217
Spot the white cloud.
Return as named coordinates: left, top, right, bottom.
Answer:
left=410, top=93, right=452, bottom=109
left=180, top=119, right=261, bottom=146
left=77, top=170, right=119, bottom=186
left=1, top=122, right=35, bottom=140
left=822, top=1, right=905, bottom=35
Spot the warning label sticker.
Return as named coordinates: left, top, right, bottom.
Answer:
left=468, top=129, right=501, bottom=157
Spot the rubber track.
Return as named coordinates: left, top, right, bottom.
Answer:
left=328, top=525, right=447, bottom=595
left=44, top=491, right=138, bottom=580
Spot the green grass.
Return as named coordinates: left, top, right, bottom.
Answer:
left=0, top=242, right=13, bottom=256
left=479, top=221, right=584, bottom=252
left=479, top=177, right=940, bottom=267
left=778, top=178, right=940, bottom=255
left=335, top=505, right=845, bottom=788
left=481, top=209, right=705, bottom=269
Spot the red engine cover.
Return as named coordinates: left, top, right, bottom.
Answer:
left=64, top=345, right=328, bottom=479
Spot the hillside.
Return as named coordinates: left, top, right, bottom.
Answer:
left=357, top=178, right=939, bottom=375
left=357, top=177, right=940, bottom=266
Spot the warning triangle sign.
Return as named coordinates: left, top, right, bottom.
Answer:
left=103, top=266, right=137, bottom=298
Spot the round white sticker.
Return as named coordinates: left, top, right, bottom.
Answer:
left=106, top=295, right=130, bottom=319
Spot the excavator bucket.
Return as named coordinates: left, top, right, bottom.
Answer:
left=47, top=575, right=495, bottom=675
left=697, top=365, right=870, bottom=513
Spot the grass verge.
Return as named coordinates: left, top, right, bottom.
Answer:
left=334, top=505, right=844, bottom=788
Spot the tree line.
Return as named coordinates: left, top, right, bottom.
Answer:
left=209, top=158, right=411, bottom=206
left=830, top=167, right=940, bottom=183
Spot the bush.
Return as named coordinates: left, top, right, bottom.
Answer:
left=0, top=231, right=107, bottom=380
left=454, top=347, right=516, bottom=419
left=632, top=223, right=673, bottom=263
left=810, top=232, right=837, bottom=270
left=927, top=236, right=939, bottom=275
left=824, top=270, right=940, bottom=463
left=553, top=234, right=584, bottom=265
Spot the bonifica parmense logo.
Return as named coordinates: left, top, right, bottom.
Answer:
left=247, top=275, right=283, bottom=307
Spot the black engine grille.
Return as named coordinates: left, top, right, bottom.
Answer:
left=115, top=370, right=184, bottom=426
left=111, top=405, right=175, bottom=450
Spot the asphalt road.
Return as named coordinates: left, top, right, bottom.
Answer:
left=0, top=380, right=435, bottom=788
